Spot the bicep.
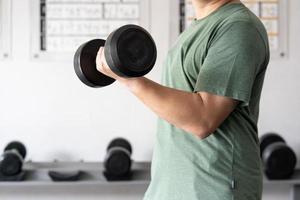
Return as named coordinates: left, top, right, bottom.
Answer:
left=197, top=91, right=238, bottom=132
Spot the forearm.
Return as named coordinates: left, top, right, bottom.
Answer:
left=118, top=77, right=211, bottom=138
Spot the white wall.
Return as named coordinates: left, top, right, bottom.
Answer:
left=0, top=0, right=299, bottom=200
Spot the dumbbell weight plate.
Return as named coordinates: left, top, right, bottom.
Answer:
left=4, top=141, right=27, bottom=159
left=105, top=149, right=132, bottom=177
left=1, top=141, right=26, bottom=176
left=105, top=24, right=157, bottom=77
left=104, top=138, right=132, bottom=177
left=74, top=39, right=116, bottom=88
left=259, top=133, right=285, bottom=158
left=107, top=138, right=132, bottom=154
left=264, top=143, right=297, bottom=179
left=0, top=153, right=23, bottom=176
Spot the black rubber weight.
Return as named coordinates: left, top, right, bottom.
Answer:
left=259, top=133, right=285, bottom=158
left=0, top=154, right=23, bottom=176
left=107, top=138, right=132, bottom=154
left=4, top=141, right=27, bottom=159
left=104, top=24, right=157, bottom=77
left=264, top=143, right=297, bottom=179
left=74, top=39, right=116, bottom=88
left=105, top=150, right=131, bottom=177
left=48, top=170, right=82, bottom=182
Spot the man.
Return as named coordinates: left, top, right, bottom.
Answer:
left=96, top=0, right=269, bottom=199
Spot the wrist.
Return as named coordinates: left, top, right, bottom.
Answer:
left=117, top=77, right=146, bottom=92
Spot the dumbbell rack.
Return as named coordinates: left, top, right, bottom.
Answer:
left=0, top=162, right=299, bottom=200
left=0, top=162, right=150, bottom=188
left=264, top=170, right=300, bottom=200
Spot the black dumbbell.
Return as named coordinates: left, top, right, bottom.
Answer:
left=0, top=141, right=26, bottom=176
left=74, top=24, right=157, bottom=88
left=104, top=138, right=132, bottom=179
left=260, top=133, right=297, bottom=180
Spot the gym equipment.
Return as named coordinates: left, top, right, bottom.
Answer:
left=48, top=170, right=83, bottom=182
left=74, top=24, right=157, bottom=88
left=260, top=133, right=297, bottom=180
left=0, top=141, right=26, bottom=177
left=104, top=138, right=132, bottom=180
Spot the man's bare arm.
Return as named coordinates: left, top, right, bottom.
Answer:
left=96, top=47, right=238, bottom=139
left=119, top=77, right=238, bottom=139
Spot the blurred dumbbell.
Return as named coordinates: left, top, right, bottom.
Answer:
left=74, top=24, right=157, bottom=88
left=260, top=133, right=297, bottom=179
left=0, top=141, right=26, bottom=176
left=104, top=138, right=132, bottom=179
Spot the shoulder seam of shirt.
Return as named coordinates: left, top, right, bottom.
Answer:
left=229, top=9, right=270, bottom=63
left=244, top=9, right=270, bottom=61
left=216, top=19, right=269, bottom=64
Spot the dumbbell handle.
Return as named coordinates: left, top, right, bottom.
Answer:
left=106, top=147, right=131, bottom=157
left=1, top=150, right=24, bottom=162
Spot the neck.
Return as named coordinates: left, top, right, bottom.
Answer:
left=192, top=0, right=240, bottom=20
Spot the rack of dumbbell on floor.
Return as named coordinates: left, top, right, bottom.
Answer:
left=0, top=138, right=134, bottom=182
left=0, top=132, right=298, bottom=183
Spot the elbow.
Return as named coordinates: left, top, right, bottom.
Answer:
left=183, top=123, right=216, bottom=140
left=192, top=127, right=212, bottom=140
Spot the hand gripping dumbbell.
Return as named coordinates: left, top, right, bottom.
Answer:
left=0, top=141, right=27, bottom=177
left=74, top=24, right=157, bottom=88
left=104, top=138, right=132, bottom=180
left=260, top=133, right=297, bottom=180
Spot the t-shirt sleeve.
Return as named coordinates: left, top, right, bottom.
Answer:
left=194, top=21, right=267, bottom=106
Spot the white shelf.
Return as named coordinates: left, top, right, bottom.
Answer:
left=0, top=162, right=151, bottom=188
left=264, top=170, right=300, bottom=185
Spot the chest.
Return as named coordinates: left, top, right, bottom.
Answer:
left=163, top=25, right=214, bottom=88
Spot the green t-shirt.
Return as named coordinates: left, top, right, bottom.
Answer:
left=144, top=3, right=269, bottom=200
